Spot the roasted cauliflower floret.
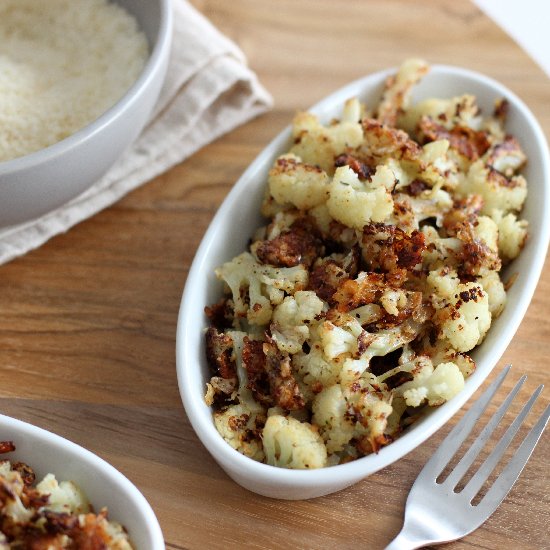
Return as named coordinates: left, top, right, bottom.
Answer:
left=425, top=195, right=501, bottom=277
left=318, top=311, right=366, bottom=360
left=473, top=215, right=499, bottom=253
left=491, top=209, right=528, bottom=262
left=327, top=165, right=394, bottom=228
left=399, top=93, right=482, bottom=136
left=311, top=383, right=355, bottom=453
left=361, top=118, right=422, bottom=164
left=428, top=269, right=491, bottom=352
left=313, top=379, right=393, bottom=455
left=344, top=377, right=394, bottom=453
left=376, top=58, right=430, bottom=127
left=214, top=403, right=266, bottom=462
left=0, top=468, right=33, bottom=524
left=421, top=225, right=462, bottom=270
left=37, top=474, right=89, bottom=515
left=290, top=98, right=364, bottom=174
left=339, top=319, right=425, bottom=386
left=267, top=153, right=330, bottom=210
left=457, top=159, right=527, bottom=215
left=395, top=361, right=465, bottom=407
left=216, top=252, right=308, bottom=325
left=262, top=414, right=327, bottom=469
left=273, top=290, right=325, bottom=327
left=270, top=290, right=324, bottom=353
left=293, top=339, right=342, bottom=391
left=478, top=268, right=507, bottom=317
left=485, top=136, right=527, bottom=177
left=415, top=335, right=476, bottom=379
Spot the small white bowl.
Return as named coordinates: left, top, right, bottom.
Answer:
left=176, top=65, right=550, bottom=500
left=0, top=0, right=172, bottom=228
left=0, top=414, right=164, bottom=549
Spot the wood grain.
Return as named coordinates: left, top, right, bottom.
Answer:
left=1, top=1, right=549, bottom=548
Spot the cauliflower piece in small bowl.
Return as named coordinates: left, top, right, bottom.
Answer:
left=0, top=414, right=164, bottom=549
left=176, top=63, right=549, bottom=500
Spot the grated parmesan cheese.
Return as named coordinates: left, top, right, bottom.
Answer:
left=0, top=0, right=149, bottom=162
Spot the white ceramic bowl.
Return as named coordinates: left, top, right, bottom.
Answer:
left=0, top=413, right=164, bottom=549
left=176, top=65, right=550, bottom=500
left=0, top=0, right=172, bottom=228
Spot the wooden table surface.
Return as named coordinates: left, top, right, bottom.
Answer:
left=1, top=1, right=549, bottom=548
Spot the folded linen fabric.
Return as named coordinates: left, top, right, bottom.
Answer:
left=0, top=0, right=272, bottom=265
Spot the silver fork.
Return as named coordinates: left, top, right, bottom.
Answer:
left=386, top=366, right=549, bottom=549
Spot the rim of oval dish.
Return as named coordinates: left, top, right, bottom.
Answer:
left=0, top=413, right=164, bottom=549
left=0, top=0, right=173, bottom=175
left=176, top=64, right=550, bottom=493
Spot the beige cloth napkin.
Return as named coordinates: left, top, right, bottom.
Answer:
left=0, top=0, right=272, bottom=265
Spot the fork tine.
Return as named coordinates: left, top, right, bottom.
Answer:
left=417, top=366, right=511, bottom=481
left=443, top=375, right=527, bottom=489
left=462, top=388, right=546, bottom=502
left=387, top=370, right=546, bottom=550
left=479, top=402, right=550, bottom=512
